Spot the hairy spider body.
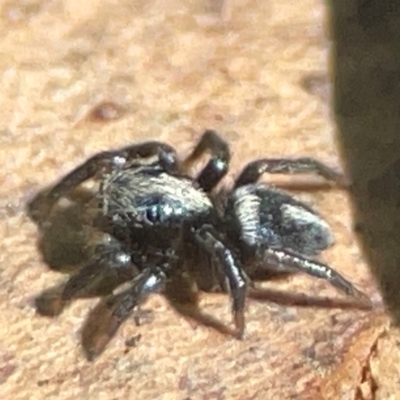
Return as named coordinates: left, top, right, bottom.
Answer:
left=30, top=130, right=371, bottom=360
left=99, top=165, right=213, bottom=245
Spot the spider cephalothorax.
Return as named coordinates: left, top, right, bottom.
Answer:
left=29, top=130, right=370, bottom=360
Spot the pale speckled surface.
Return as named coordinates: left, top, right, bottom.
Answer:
left=0, top=1, right=394, bottom=399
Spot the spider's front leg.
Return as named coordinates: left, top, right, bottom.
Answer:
left=29, top=141, right=179, bottom=221
left=234, top=157, right=348, bottom=188
left=182, top=130, right=231, bottom=192
left=81, top=267, right=166, bottom=360
left=260, top=247, right=372, bottom=307
left=35, top=235, right=138, bottom=317
left=194, top=225, right=248, bottom=338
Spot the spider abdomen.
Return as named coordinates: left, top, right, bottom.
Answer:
left=228, top=184, right=334, bottom=257
left=259, top=188, right=334, bottom=256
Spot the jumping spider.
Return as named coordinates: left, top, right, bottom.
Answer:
left=29, top=130, right=371, bottom=360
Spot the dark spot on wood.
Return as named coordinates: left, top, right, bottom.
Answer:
left=300, top=72, right=331, bottom=103
left=88, top=101, right=126, bottom=122
left=0, top=364, right=16, bottom=384
left=125, top=334, right=142, bottom=348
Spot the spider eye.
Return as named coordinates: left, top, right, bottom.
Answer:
left=145, top=205, right=160, bottom=223
left=141, top=195, right=175, bottom=225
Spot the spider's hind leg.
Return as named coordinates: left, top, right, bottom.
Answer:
left=234, top=157, right=347, bottom=188
left=260, top=246, right=372, bottom=307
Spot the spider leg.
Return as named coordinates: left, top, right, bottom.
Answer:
left=165, top=254, right=236, bottom=337
left=194, top=225, right=248, bottom=338
left=234, top=157, right=347, bottom=188
left=35, top=236, right=137, bottom=316
left=62, top=244, right=137, bottom=301
left=260, top=247, right=372, bottom=306
left=29, top=141, right=179, bottom=220
left=81, top=267, right=166, bottom=361
left=182, top=130, right=230, bottom=192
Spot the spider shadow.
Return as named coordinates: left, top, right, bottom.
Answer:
left=27, top=186, right=95, bottom=316
left=27, top=186, right=93, bottom=273
left=247, top=286, right=373, bottom=311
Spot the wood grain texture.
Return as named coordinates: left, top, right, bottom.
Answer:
left=0, top=1, right=394, bottom=399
